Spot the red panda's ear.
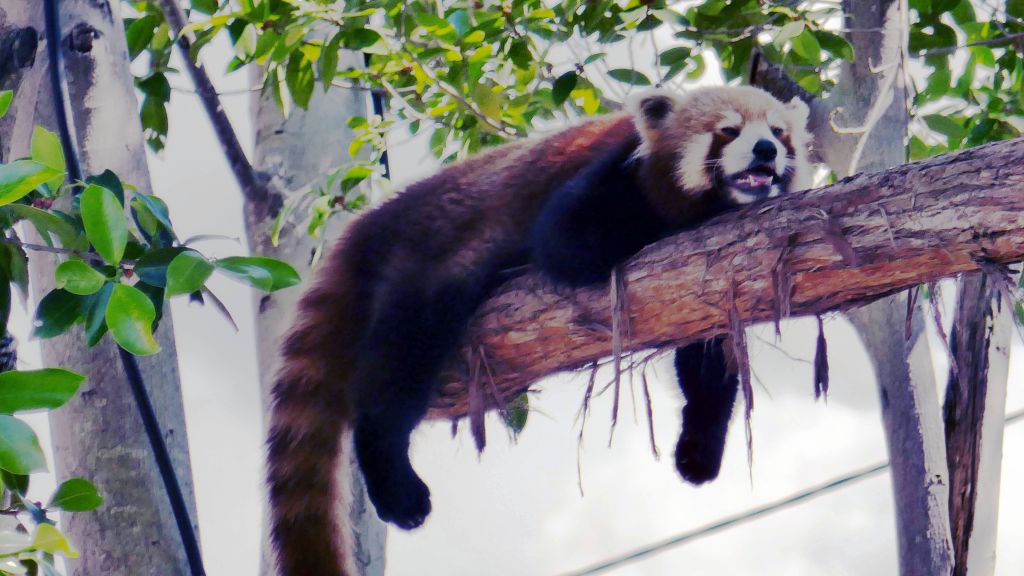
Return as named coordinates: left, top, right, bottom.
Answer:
left=786, top=97, right=810, bottom=128
left=629, top=90, right=679, bottom=131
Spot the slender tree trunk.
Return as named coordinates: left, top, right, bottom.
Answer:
left=0, top=3, right=198, bottom=574
left=822, top=3, right=953, bottom=574
left=246, top=59, right=386, bottom=576
left=944, top=275, right=1010, bottom=576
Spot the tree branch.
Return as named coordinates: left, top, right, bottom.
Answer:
left=154, top=0, right=268, bottom=206
left=428, top=137, right=1024, bottom=419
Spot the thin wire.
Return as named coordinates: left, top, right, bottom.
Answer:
left=559, top=407, right=1024, bottom=576
left=42, top=2, right=206, bottom=574
left=118, top=349, right=206, bottom=576
left=365, top=53, right=391, bottom=180
left=43, top=0, right=81, bottom=183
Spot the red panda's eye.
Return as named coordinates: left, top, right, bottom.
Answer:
left=771, top=126, right=785, bottom=137
left=721, top=126, right=740, bottom=137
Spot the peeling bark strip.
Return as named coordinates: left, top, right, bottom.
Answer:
left=944, top=274, right=996, bottom=576
left=429, top=137, right=1024, bottom=419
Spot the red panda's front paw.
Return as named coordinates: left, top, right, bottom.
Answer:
left=367, top=470, right=432, bottom=530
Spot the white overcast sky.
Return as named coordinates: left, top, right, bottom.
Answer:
left=13, top=21, right=1024, bottom=576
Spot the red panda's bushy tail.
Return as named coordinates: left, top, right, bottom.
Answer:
left=267, top=240, right=369, bottom=576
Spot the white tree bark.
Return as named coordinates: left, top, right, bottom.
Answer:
left=0, top=2, right=198, bottom=575
left=791, top=1, right=954, bottom=573
left=247, top=58, right=386, bottom=576
left=962, top=305, right=1009, bottom=576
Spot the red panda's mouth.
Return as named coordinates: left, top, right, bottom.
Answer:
left=726, top=166, right=778, bottom=193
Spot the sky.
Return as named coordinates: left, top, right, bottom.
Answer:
left=13, top=24, right=1024, bottom=576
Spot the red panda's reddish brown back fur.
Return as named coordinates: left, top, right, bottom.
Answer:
left=267, top=114, right=638, bottom=575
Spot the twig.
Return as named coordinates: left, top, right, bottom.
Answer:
left=154, top=0, right=267, bottom=204
left=401, top=44, right=524, bottom=138
left=1, top=238, right=108, bottom=264
left=920, top=31, right=1024, bottom=56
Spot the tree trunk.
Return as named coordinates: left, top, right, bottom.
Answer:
left=0, top=3, right=199, bottom=575
left=246, top=59, right=386, bottom=576
left=427, top=135, right=1024, bottom=417
left=824, top=2, right=953, bottom=574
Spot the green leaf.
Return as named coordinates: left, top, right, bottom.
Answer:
left=0, top=415, right=45, bottom=474
left=501, top=393, right=529, bottom=435
left=106, top=285, right=160, bottom=356
left=0, top=241, right=28, bottom=298
left=80, top=184, right=128, bottom=264
left=1, top=469, right=29, bottom=495
left=191, top=0, right=219, bottom=14
left=341, top=165, right=373, bottom=193
left=796, top=72, right=821, bottom=93
left=0, top=91, right=13, bottom=119
left=0, top=160, right=62, bottom=206
left=463, top=30, right=485, bottom=44
left=286, top=52, right=315, bottom=109
left=774, top=19, right=805, bottom=47
left=791, top=29, right=821, bottom=61
left=165, top=250, right=214, bottom=297
left=133, top=247, right=186, bottom=287
left=31, top=524, right=78, bottom=558
left=82, top=282, right=113, bottom=347
left=816, top=31, right=854, bottom=61
left=552, top=72, right=578, bottom=106
left=607, top=68, right=651, bottom=86
left=30, top=127, right=66, bottom=192
left=55, top=261, right=107, bottom=296
left=131, top=191, right=174, bottom=233
left=4, top=204, right=85, bottom=250
left=347, top=28, right=382, bottom=49
left=234, top=23, right=258, bottom=58
left=215, top=256, right=300, bottom=292
left=49, top=478, right=103, bottom=512
left=0, top=369, right=84, bottom=413
left=659, top=46, right=691, bottom=67
left=319, top=32, right=343, bottom=91
left=125, top=14, right=159, bottom=60
left=0, top=270, right=9, bottom=337
left=924, top=114, right=967, bottom=143
left=85, top=170, right=126, bottom=205
left=33, top=289, right=83, bottom=339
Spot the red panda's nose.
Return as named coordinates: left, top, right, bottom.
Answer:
left=753, top=139, right=778, bottom=162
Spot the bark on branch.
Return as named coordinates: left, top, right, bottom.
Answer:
left=429, top=137, right=1024, bottom=419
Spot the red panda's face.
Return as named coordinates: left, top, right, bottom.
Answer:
left=630, top=86, right=813, bottom=206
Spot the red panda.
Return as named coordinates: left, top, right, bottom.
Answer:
left=267, top=86, right=812, bottom=576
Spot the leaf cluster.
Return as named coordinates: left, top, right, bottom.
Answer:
left=0, top=92, right=302, bottom=575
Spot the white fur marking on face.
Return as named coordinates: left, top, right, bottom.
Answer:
left=766, top=110, right=787, bottom=131
left=720, top=120, right=788, bottom=177
left=728, top=188, right=759, bottom=204
left=715, top=110, right=742, bottom=131
left=677, top=133, right=714, bottom=191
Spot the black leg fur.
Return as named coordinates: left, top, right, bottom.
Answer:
left=353, top=273, right=491, bottom=529
left=673, top=337, right=739, bottom=484
left=532, top=139, right=666, bottom=287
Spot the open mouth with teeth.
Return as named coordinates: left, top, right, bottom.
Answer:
left=726, top=165, right=779, bottom=197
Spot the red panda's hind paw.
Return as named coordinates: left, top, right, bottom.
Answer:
left=367, top=471, right=432, bottom=530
